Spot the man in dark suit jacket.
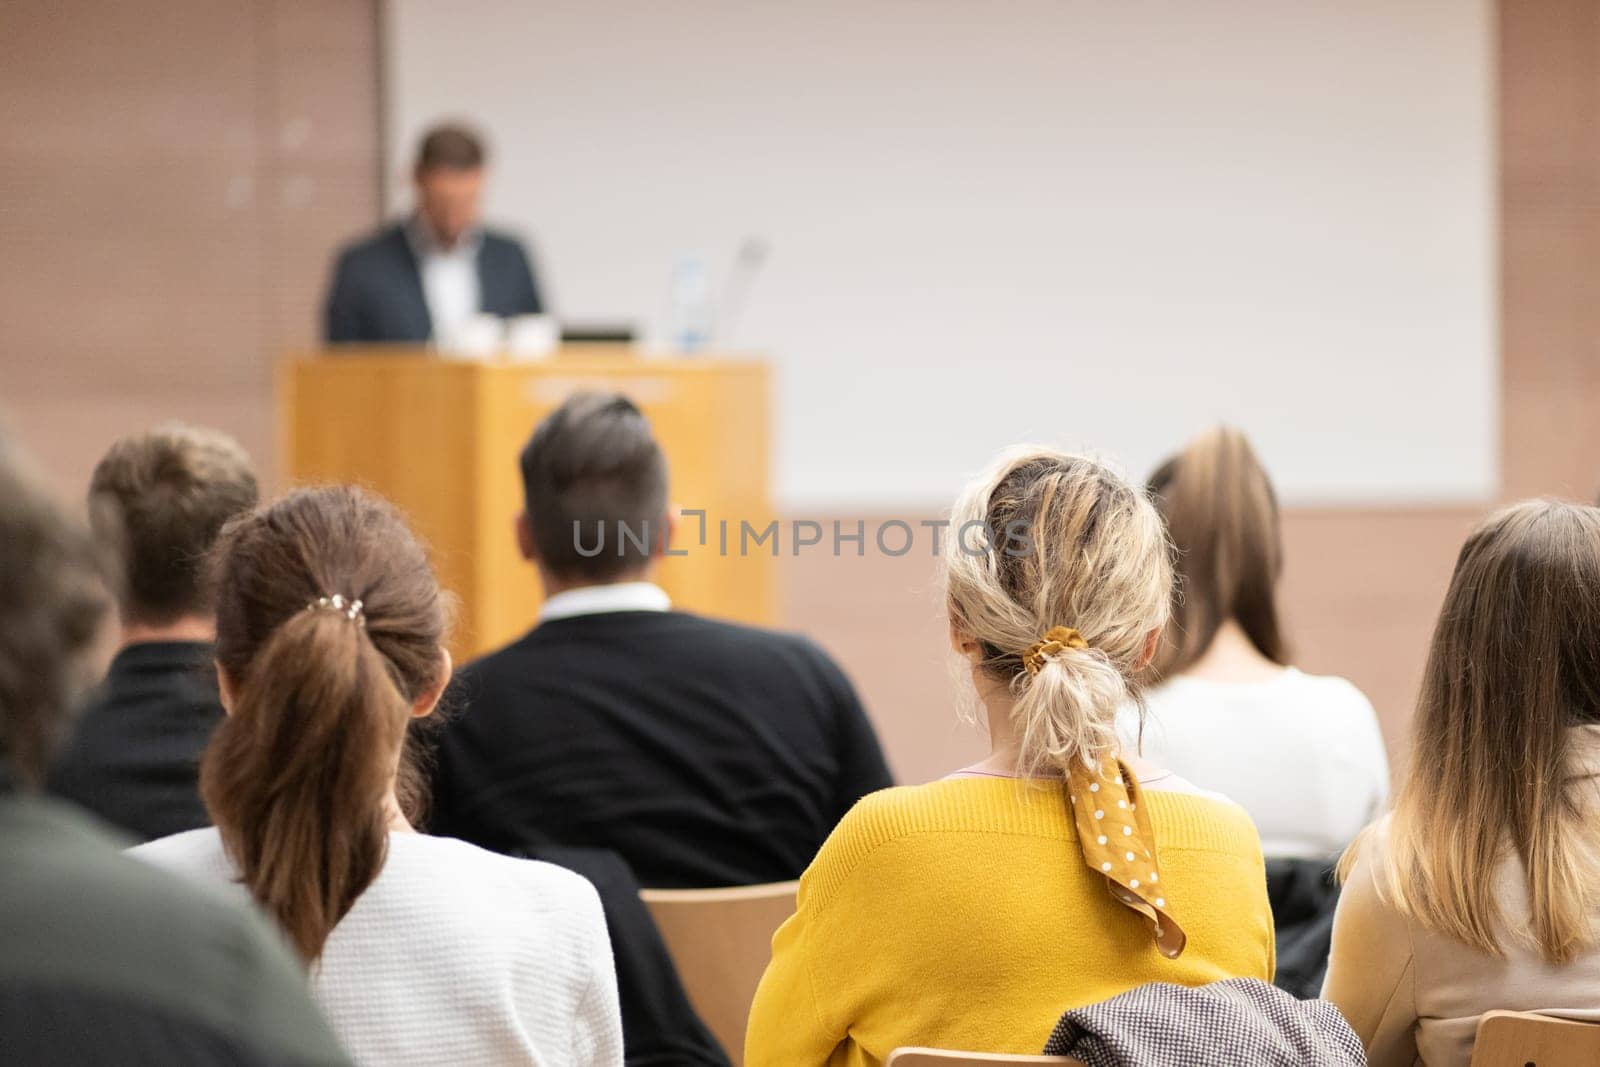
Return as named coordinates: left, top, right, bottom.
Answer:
left=428, top=392, right=894, bottom=889
left=323, top=122, right=542, bottom=344
left=48, top=426, right=259, bottom=841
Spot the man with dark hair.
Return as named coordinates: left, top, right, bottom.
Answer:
left=0, top=439, right=349, bottom=1067
left=323, top=121, right=543, bottom=344
left=49, top=425, right=258, bottom=841
left=429, top=391, right=894, bottom=888
left=519, top=392, right=671, bottom=583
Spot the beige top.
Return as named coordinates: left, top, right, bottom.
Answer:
left=1322, top=726, right=1600, bottom=1066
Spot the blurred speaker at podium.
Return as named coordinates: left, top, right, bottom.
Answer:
left=322, top=122, right=544, bottom=348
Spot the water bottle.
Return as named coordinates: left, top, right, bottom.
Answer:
left=668, top=255, right=714, bottom=355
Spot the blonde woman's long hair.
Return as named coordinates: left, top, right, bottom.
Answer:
left=1344, top=501, right=1600, bottom=963
left=945, top=447, right=1173, bottom=779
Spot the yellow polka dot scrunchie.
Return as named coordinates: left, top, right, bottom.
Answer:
left=1067, top=758, right=1186, bottom=959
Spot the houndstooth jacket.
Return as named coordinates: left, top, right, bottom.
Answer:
left=1042, top=977, right=1366, bottom=1066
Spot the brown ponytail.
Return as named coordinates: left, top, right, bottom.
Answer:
left=200, top=487, right=446, bottom=962
left=1146, top=425, right=1287, bottom=680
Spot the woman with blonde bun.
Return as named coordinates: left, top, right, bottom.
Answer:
left=745, top=447, right=1273, bottom=1067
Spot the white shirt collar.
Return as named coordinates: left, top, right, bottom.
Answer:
left=404, top=213, right=483, bottom=260
left=538, top=581, right=672, bottom=624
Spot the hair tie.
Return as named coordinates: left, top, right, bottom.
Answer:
left=1022, top=626, right=1088, bottom=675
left=307, top=593, right=365, bottom=627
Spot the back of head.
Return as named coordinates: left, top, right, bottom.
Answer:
left=201, top=486, right=446, bottom=961
left=1376, top=500, right=1600, bottom=963
left=88, top=425, right=258, bottom=626
left=519, top=391, right=669, bottom=585
left=0, top=448, right=112, bottom=788
left=1146, top=426, right=1286, bottom=679
left=945, top=447, right=1173, bottom=778
left=415, top=122, right=486, bottom=174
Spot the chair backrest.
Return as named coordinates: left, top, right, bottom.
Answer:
left=1472, top=1010, right=1600, bottom=1066
left=886, top=1049, right=1081, bottom=1066
left=639, top=881, right=798, bottom=1067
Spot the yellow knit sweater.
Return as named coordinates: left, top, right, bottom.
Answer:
left=744, top=777, right=1274, bottom=1067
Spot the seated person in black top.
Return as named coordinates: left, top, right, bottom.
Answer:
left=429, top=391, right=894, bottom=888
left=0, top=439, right=346, bottom=1067
left=49, top=426, right=258, bottom=841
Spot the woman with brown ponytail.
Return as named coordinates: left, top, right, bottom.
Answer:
left=744, top=447, right=1273, bottom=1066
left=1121, top=425, right=1388, bottom=861
left=133, top=486, right=622, bottom=1067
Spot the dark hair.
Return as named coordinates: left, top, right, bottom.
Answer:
left=1146, top=426, right=1287, bottom=679
left=201, top=486, right=447, bottom=961
left=519, top=392, right=669, bottom=583
left=88, top=425, right=258, bottom=625
left=0, top=448, right=113, bottom=787
left=415, top=123, right=486, bottom=172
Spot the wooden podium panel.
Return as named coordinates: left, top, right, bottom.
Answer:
left=281, top=351, right=774, bottom=659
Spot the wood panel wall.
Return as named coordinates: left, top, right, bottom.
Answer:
left=1500, top=0, right=1600, bottom=502
left=0, top=0, right=380, bottom=492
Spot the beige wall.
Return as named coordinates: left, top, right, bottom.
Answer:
left=4, top=2, right=1597, bottom=786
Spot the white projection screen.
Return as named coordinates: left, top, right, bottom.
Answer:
left=384, top=1, right=1495, bottom=509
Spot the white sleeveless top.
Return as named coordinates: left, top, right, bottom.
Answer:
left=1117, top=668, right=1389, bottom=858
left=132, top=828, right=623, bottom=1067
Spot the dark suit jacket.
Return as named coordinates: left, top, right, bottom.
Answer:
left=47, top=641, right=222, bottom=843
left=428, top=610, right=894, bottom=888
left=1265, top=856, right=1342, bottom=1000
left=322, top=221, right=543, bottom=344
left=522, top=846, right=730, bottom=1067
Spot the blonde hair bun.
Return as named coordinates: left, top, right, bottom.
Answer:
left=944, top=447, right=1173, bottom=778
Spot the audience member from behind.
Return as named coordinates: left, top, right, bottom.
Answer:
left=429, top=392, right=892, bottom=888
left=1120, top=426, right=1388, bottom=858
left=0, top=444, right=347, bottom=1067
left=132, top=487, right=621, bottom=1067
left=49, top=426, right=258, bottom=840
left=1122, top=427, right=1387, bottom=996
left=745, top=448, right=1273, bottom=1067
left=1325, top=501, right=1600, bottom=1067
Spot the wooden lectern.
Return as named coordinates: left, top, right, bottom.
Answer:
left=281, top=350, right=774, bottom=659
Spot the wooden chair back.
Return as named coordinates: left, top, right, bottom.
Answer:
left=1471, top=1010, right=1600, bottom=1066
left=639, top=881, right=798, bottom=1066
left=886, top=1048, right=1082, bottom=1066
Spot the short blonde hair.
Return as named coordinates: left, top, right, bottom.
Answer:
left=945, top=447, right=1173, bottom=778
